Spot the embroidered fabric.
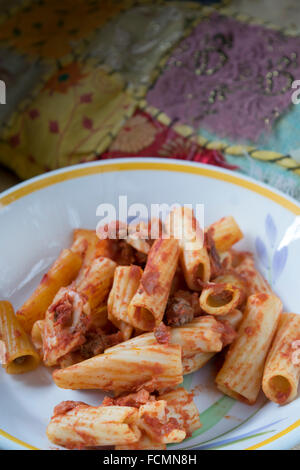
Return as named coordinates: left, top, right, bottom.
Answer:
left=147, top=13, right=300, bottom=142
left=101, top=109, right=237, bottom=171
left=0, top=63, right=136, bottom=179
left=0, top=47, right=47, bottom=129
left=230, top=0, right=300, bottom=33
left=0, top=0, right=23, bottom=11
left=84, top=4, right=202, bottom=87
left=0, top=0, right=134, bottom=59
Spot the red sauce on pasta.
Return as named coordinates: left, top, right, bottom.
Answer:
left=154, top=323, right=171, bottom=344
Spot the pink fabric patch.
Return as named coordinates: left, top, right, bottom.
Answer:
left=100, top=109, right=237, bottom=171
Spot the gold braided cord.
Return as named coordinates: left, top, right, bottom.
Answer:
left=139, top=101, right=300, bottom=178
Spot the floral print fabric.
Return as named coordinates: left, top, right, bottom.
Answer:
left=102, top=109, right=237, bottom=171
left=0, top=46, right=47, bottom=130
left=0, top=62, right=136, bottom=179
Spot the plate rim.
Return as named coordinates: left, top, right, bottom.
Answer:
left=0, top=157, right=300, bottom=213
left=1, top=157, right=300, bottom=451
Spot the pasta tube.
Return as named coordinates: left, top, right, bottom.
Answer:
left=31, top=319, right=45, bottom=358
left=216, top=293, right=282, bottom=404
left=89, top=304, right=108, bottom=329
left=199, top=283, right=242, bottom=316
left=218, top=251, right=233, bottom=269
left=126, top=237, right=150, bottom=255
left=47, top=401, right=141, bottom=449
left=53, top=343, right=183, bottom=395
left=138, top=400, right=186, bottom=444
left=206, top=216, right=243, bottom=252
left=108, top=265, right=142, bottom=341
left=165, top=206, right=210, bottom=291
left=235, top=252, right=271, bottom=295
left=128, top=239, right=180, bottom=331
left=0, top=301, right=40, bottom=374
left=43, top=287, right=91, bottom=367
left=263, top=313, right=300, bottom=405
left=116, top=387, right=198, bottom=449
left=213, top=271, right=247, bottom=305
left=71, top=229, right=101, bottom=283
left=127, top=221, right=151, bottom=255
left=76, top=257, right=117, bottom=310
left=16, top=249, right=83, bottom=333
left=182, top=352, right=215, bottom=375
left=168, top=316, right=224, bottom=357
left=181, top=310, right=242, bottom=375
left=105, top=316, right=229, bottom=357
left=116, top=433, right=166, bottom=450
left=159, top=387, right=201, bottom=436
left=218, top=309, right=243, bottom=330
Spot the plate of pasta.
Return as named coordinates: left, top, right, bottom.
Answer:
left=0, top=158, right=300, bottom=451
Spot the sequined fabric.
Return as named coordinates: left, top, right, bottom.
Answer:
left=147, top=13, right=300, bottom=142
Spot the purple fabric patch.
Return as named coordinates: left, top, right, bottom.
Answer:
left=147, top=13, right=300, bottom=141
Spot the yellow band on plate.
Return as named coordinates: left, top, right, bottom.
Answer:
left=0, top=161, right=299, bottom=215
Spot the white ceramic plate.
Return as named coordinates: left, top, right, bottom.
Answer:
left=0, top=158, right=300, bottom=451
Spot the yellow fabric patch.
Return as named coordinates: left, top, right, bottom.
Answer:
left=0, top=0, right=134, bottom=59
left=0, top=62, right=137, bottom=179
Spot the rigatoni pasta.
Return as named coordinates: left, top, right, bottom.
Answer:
left=1, top=209, right=298, bottom=451
left=206, top=216, right=243, bottom=252
left=212, top=271, right=247, bottom=304
left=159, top=387, right=201, bottom=436
left=199, top=283, right=242, bottom=316
left=128, top=239, right=180, bottom=331
left=31, top=319, right=45, bottom=358
left=43, top=287, right=91, bottom=367
left=182, top=351, right=215, bottom=375
left=218, top=309, right=243, bottom=330
left=168, top=316, right=225, bottom=357
left=235, top=252, right=271, bottom=296
left=216, top=293, right=282, bottom=404
left=263, top=313, right=300, bottom=405
left=76, top=256, right=117, bottom=310
left=47, top=401, right=141, bottom=449
left=105, top=315, right=233, bottom=358
left=165, top=206, right=210, bottom=291
left=72, top=228, right=98, bottom=256
left=72, top=229, right=118, bottom=266
left=53, top=343, right=183, bottom=395
left=126, top=220, right=151, bottom=255
left=218, top=250, right=233, bottom=269
left=16, top=248, right=83, bottom=333
left=138, top=400, right=186, bottom=444
left=116, top=433, right=166, bottom=450
left=0, top=301, right=40, bottom=374
left=108, top=265, right=142, bottom=341
left=103, top=315, right=236, bottom=380
left=181, top=309, right=242, bottom=375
